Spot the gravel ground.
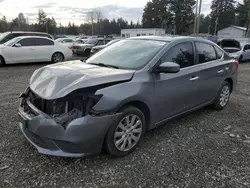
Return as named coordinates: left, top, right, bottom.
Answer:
left=0, top=62, right=250, bottom=188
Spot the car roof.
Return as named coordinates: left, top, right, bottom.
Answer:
left=128, top=36, right=215, bottom=44
left=15, top=36, right=53, bottom=40
left=5, top=31, right=50, bottom=34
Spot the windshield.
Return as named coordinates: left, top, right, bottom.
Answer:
left=85, top=39, right=98, bottom=44
left=0, top=32, right=10, bottom=44
left=86, top=39, right=167, bottom=70
left=107, top=40, right=120, bottom=46
left=221, top=40, right=241, bottom=49
left=4, top=37, right=20, bottom=46
left=55, top=38, right=63, bottom=42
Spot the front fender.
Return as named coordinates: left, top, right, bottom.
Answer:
left=92, top=79, right=154, bottom=114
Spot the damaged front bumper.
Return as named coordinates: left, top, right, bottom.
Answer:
left=18, top=91, right=119, bottom=157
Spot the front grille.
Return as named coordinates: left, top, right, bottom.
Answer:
left=26, top=88, right=99, bottom=120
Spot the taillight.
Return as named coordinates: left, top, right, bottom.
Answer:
left=68, top=46, right=72, bottom=51
left=234, top=59, right=239, bottom=70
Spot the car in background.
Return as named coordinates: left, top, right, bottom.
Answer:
left=0, top=31, right=53, bottom=44
left=75, top=36, right=89, bottom=41
left=230, top=43, right=250, bottom=63
left=55, top=38, right=75, bottom=50
left=90, top=39, right=120, bottom=55
left=74, top=39, right=87, bottom=44
left=217, top=39, right=241, bottom=54
left=18, top=36, right=238, bottom=157
left=72, top=38, right=112, bottom=57
left=0, top=36, right=72, bottom=66
left=54, top=35, right=68, bottom=40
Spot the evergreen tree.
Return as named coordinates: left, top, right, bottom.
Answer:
left=210, top=0, right=236, bottom=34
left=142, top=0, right=195, bottom=34
left=235, top=0, right=250, bottom=27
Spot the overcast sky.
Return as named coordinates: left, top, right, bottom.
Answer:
left=0, top=0, right=236, bottom=26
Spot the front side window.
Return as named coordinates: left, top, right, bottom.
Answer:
left=35, top=38, right=54, bottom=46
left=195, top=42, right=216, bottom=64
left=86, top=39, right=167, bottom=70
left=161, top=42, right=194, bottom=68
left=18, top=38, right=36, bottom=46
left=85, top=39, right=98, bottom=44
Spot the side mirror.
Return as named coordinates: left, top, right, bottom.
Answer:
left=14, top=43, right=21, bottom=47
left=157, top=62, right=180, bottom=73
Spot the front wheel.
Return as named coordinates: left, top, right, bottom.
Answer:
left=104, top=106, right=146, bottom=157
left=51, top=52, right=64, bottom=63
left=0, top=56, right=5, bottom=67
left=212, top=81, right=231, bottom=110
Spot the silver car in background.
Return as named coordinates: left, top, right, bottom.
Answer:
left=18, top=36, right=238, bottom=157
left=230, top=43, right=250, bottom=63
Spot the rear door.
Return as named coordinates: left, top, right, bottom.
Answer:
left=154, top=42, right=201, bottom=122
left=34, top=38, right=54, bottom=62
left=7, top=38, right=36, bottom=63
left=194, top=42, right=229, bottom=104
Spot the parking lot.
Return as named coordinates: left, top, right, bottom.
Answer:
left=0, top=62, right=250, bottom=188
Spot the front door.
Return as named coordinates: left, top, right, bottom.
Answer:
left=7, top=38, right=36, bottom=63
left=154, top=42, right=201, bottom=123
left=242, top=44, right=250, bottom=60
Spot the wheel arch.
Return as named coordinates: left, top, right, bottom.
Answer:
left=0, top=55, right=6, bottom=66
left=225, top=77, right=233, bottom=93
left=116, top=100, right=151, bottom=131
left=52, top=51, right=65, bottom=59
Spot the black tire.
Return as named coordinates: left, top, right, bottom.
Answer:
left=212, top=81, right=231, bottom=110
left=51, top=52, right=64, bottom=63
left=104, top=106, right=146, bottom=157
left=0, top=56, right=5, bottom=67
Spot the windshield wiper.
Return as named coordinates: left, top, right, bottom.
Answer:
left=89, top=63, right=119, bottom=69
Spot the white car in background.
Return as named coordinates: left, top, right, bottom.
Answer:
left=230, top=43, right=250, bottom=63
left=55, top=38, right=75, bottom=50
left=0, top=36, right=73, bottom=66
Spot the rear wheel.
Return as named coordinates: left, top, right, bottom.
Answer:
left=51, top=52, right=64, bottom=63
left=104, top=106, right=146, bottom=157
left=0, top=56, right=5, bottom=67
left=212, top=81, right=231, bottom=110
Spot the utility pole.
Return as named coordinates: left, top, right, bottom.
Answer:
left=196, top=0, right=202, bottom=35
left=194, top=0, right=198, bottom=35
left=245, top=1, right=250, bottom=37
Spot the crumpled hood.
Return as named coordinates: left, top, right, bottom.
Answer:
left=30, top=61, right=135, bottom=100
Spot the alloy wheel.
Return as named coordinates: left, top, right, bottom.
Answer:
left=219, top=85, right=230, bottom=107
left=53, top=53, right=63, bottom=63
left=114, top=114, right=142, bottom=152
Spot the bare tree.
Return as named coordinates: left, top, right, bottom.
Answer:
left=86, top=10, right=103, bottom=35
left=86, top=11, right=95, bottom=35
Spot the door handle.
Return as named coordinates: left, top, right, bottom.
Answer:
left=189, top=76, right=199, bottom=81
left=217, top=69, right=224, bottom=73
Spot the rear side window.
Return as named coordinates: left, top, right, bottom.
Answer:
left=214, top=46, right=224, bottom=59
left=35, top=38, right=54, bottom=46
left=161, top=42, right=194, bottom=68
left=195, top=42, right=217, bottom=64
left=64, top=39, right=74, bottom=43
left=18, top=38, right=36, bottom=46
